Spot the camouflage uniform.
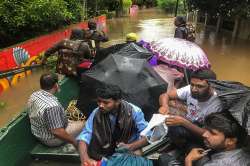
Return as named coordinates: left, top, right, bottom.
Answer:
left=44, top=39, right=90, bottom=76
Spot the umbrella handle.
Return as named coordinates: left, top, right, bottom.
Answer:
left=184, top=68, right=190, bottom=85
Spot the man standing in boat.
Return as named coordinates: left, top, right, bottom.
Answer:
left=27, top=73, right=84, bottom=148
left=77, top=84, right=149, bottom=166
left=85, top=19, right=109, bottom=51
left=42, top=29, right=91, bottom=77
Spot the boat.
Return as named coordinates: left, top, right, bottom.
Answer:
left=0, top=43, right=181, bottom=166
left=0, top=77, right=84, bottom=166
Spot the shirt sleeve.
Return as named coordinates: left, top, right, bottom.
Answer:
left=43, top=106, right=65, bottom=130
left=76, top=108, right=98, bottom=144
left=176, top=85, right=191, bottom=101
left=44, top=40, right=65, bottom=57
left=131, top=104, right=148, bottom=133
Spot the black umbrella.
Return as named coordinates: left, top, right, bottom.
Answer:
left=77, top=54, right=167, bottom=120
left=116, top=42, right=153, bottom=60
left=209, top=80, right=250, bottom=135
left=93, top=42, right=152, bottom=65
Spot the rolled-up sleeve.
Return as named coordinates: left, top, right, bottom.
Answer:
left=176, top=85, right=191, bottom=101
left=76, top=108, right=98, bottom=144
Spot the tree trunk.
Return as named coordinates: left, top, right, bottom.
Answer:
left=204, top=12, right=208, bottom=27
left=232, top=17, right=240, bottom=39
left=216, top=15, right=222, bottom=34
left=175, top=0, right=179, bottom=16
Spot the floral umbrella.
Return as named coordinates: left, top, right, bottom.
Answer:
left=148, top=38, right=211, bottom=71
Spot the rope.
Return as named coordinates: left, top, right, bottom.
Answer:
left=66, top=100, right=86, bottom=121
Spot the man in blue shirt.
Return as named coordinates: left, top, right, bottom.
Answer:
left=77, top=84, right=149, bottom=166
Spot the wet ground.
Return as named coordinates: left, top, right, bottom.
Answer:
left=1, top=8, right=250, bottom=128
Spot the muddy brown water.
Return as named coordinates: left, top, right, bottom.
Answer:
left=1, top=8, right=250, bottom=128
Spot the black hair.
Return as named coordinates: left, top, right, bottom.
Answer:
left=40, top=73, right=58, bottom=90
left=190, top=69, right=217, bottom=80
left=88, top=19, right=97, bottom=30
left=70, top=29, right=83, bottom=40
left=204, top=112, right=247, bottom=148
left=175, top=16, right=186, bottom=25
left=96, top=84, right=122, bottom=100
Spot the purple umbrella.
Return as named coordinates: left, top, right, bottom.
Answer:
left=148, top=38, right=211, bottom=71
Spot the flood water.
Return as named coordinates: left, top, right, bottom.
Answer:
left=1, top=8, right=250, bottom=127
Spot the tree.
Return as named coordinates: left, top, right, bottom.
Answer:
left=0, top=0, right=83, bottom=48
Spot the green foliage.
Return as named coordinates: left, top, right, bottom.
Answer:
left=0, top=0, right=84, bottom=48
left=123, top=0, right=132, bottom=8
left=156, top=0, right=186, bottom=14
left=187, top=0, right=250, bottom=19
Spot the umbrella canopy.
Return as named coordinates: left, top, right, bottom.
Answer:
left=149, top=38, right=210, bottom=71
left=77, top=54, right=167, bottom=120
left=210, top=80, right=250, bottom=135
left=94, top=42, right=152, bottom=65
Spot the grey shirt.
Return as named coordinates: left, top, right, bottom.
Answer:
left=196, top=149, right=250, bottom=166
left=177, top=85, right=222, bottom=124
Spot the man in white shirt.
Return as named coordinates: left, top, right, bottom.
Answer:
left=158, top=69, right=222, bottom=149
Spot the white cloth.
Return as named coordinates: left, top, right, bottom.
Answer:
left=141, top=114, right=169, bottom=144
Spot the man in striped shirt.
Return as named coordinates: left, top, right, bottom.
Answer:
left=27, top=73, right=84, bottom=147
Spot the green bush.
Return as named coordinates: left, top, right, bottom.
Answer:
left=123, top=0, right=132, bottom=8
left=0, top=0, right=83, bottom=48
left=156, top=0, right=185, bottom=14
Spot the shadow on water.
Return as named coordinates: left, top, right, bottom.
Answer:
left=1, top=8, right=250, bottom=127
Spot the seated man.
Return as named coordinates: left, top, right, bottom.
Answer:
left=159, top=69, right=222, bottom=149
left=77, top=84, right=149, bottom=165
left=27, top=73, right=84, bottom=147
left=185, top=112, right=250, bottom=166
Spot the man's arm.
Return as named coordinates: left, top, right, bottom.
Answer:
left=51, top=128, right=77, bottom=147
left=42, top=40, right=65, bottom=64
left=166, top=115, right=206, bottom=136
left=78, top=141, right=97, bottom=166
left=77, top=109, right=98, bottom=165
left=118, top=136, right=148, bottom=151
left=159, top=88, right=178, bottom=114
left=44, top=107, right=77, bottom=147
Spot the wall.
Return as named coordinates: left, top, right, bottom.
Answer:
left=0, top=16, right=107, bottom=94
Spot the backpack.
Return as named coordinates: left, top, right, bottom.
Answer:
left=56, top=39, right=90, bottom=75
left=185, top=23, right=196, bottom=42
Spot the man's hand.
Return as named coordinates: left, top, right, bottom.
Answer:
left=185, top=148, right=206, bottom=165
left=165, top=115, right=187, bottom=126
left=41, top=56, right=47, bottom=65
left=82, top=158, right=97, bottom=166
left=117, top=142, right=133, bottom=151
left=159, top=106, right=169, bottom=114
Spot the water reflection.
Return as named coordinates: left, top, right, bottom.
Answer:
left=0, top=69, right=47, bottom=127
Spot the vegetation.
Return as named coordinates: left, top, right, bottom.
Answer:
left=186, top=0, right=250, bottom=19
left=156, top=0, right=186, bottom=14
left=0, top=0, right=139, bottom=48
left=0, top=0, right=84, bottom=49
